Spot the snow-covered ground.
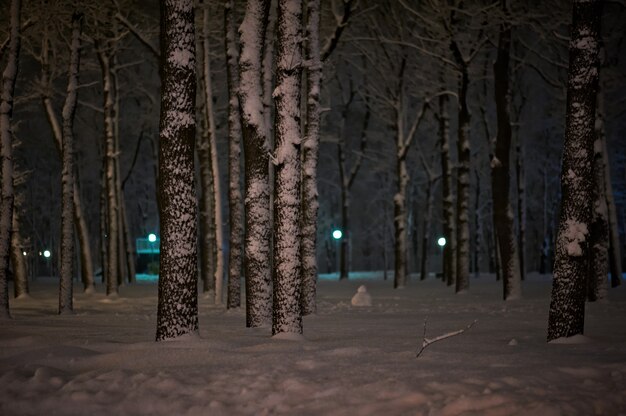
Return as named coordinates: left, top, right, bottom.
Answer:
left=2, top=273, right=625, bottom=415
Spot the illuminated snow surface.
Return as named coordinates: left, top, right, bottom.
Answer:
left=2, top=272, right=626, bottom=415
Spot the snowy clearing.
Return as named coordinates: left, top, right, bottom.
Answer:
left=1, top=273, right=625, bottom=415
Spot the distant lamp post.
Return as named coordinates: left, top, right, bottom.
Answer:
left=332, top=229, right=343, bottom=240
left=437, top=237, right=446, bottom=280
left=148, top=233, right=157, bottom=243
left=43, top=250, right=51, bottom=258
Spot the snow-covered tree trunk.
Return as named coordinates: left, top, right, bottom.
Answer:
left=239, top=0, right=272, bottom=327
left=393, top=150, right=408, bottom=289
left=300, top=0, right=321, bottom=314
left=439, top=94, right=456, bottom=287
left=59, top=12, right=82, bottom=314
left=225, top=0, right=244, bottom=309
left=201, top=5, right=226, bottom=305
left=0, top=0, right=21, bottom=319
left=10, top=211, right=28, bottom=298
left=272, top=0, right=303, bottom=336
left=40, top=32, right=94, bottom=292
left=156, top=0, right=199, bottom=341
left=491, top=6, right=521, bottom=300
left=547, top=0, right=601, bottom=342
left=96, top=50, right=119, bottom=296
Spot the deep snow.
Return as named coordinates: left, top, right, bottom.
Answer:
left=1, top=272, right=625, bottom=415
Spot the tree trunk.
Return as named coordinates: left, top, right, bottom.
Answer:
left=547, top=0, right=601, bottom=342
left=439, top=94, right=456, bottom=287
left=300, top=0, right=321, bottom=314
left=598, top=87, right=622, bottom=288
left=272, top=0, right=303, bottom=336
left=492, top=5, right=521, bottom=300
left=452, top=52, right=471, bottom=293
left=11, top=211, right=28, bottom=298
left=0, top=0, right=21, bottom=319
left=197, top=96, right=215, bottom=296
left=393, top=152, right=408, bottom=289
left=420, top=179, right=435, bottom=281
left=201, top=6, right=226, bottom=305
left=40, top=34, right=94, bottom=292
left=111, top=67, right=127, bottom=288
left=239, top=0, right=272, bottom=327
left=225, top=0, right=244, bottom=309
left=473, top=169, right=481, bottom=278
left=588, top=114, right=609, bottom=302
left=59, top=12, right=82, bottom=314
left=156, top=0, right=199, bottom=341
left=97, top=50, right=119, bottom=296
left=515, top=132, right=526, bottom=281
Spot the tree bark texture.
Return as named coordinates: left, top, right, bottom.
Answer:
left=547, top=0, right=601, bottom=342
left=156, top=0, right=199, bottom=341
left=59, top=12, right=82, bottom=314
left=239, top=0, right=272, bottom=327
left=492, top=4, right=521, bottom=300
left=451, top=44, right=471, bottom=294
left=272, top=0, right=303, bottom=336
left=300, top=0, right=321, bottom=314
left=10, top=211, right=28, bottom=298
left=0, top=0, right=21, bottom=319
left=96, top=50, right=119, bottom=296
left=225, top=0, right=244, bottom=309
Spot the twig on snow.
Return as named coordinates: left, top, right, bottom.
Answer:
left=416, top=318, right=478, bottom=358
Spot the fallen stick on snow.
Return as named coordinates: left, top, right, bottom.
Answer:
left=416, top=318, right=478, bottom=358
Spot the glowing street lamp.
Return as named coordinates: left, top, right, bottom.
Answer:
left=332, top=229, right=343, bottom=240
left=43, top=250, right=51, bottom=258
left=437, top=237, right=446, bottom=247
left=437, top=237, right=446, bottom=280
left=148, top=233, right=157, bottom=243
left=22, top=251, right=27, bottom=256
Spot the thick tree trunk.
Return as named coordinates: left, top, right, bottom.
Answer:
left=0, top=0, right=21, bottom=319
left=547, top=0, right=601, bottom=342
left=59, top=12, right=82, bottom=314
left=156, top=0, right=199, bottom=341
left=239, top=0, right=272, bottom=327
left=201, top=6, right=226, bottom=305
left=439, top=94, right=456, bottom=287
left=272, top=0, right=303, bottom=336
left=225, top=0, right=244, bottom=309
left=300, top=0, right=321, bottom=314
left=492, top=6, right=521, bottom=300
left=10, top=211, right=28, bottom=298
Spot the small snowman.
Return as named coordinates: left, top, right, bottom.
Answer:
left=351, top=285, right=372, bottom=307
